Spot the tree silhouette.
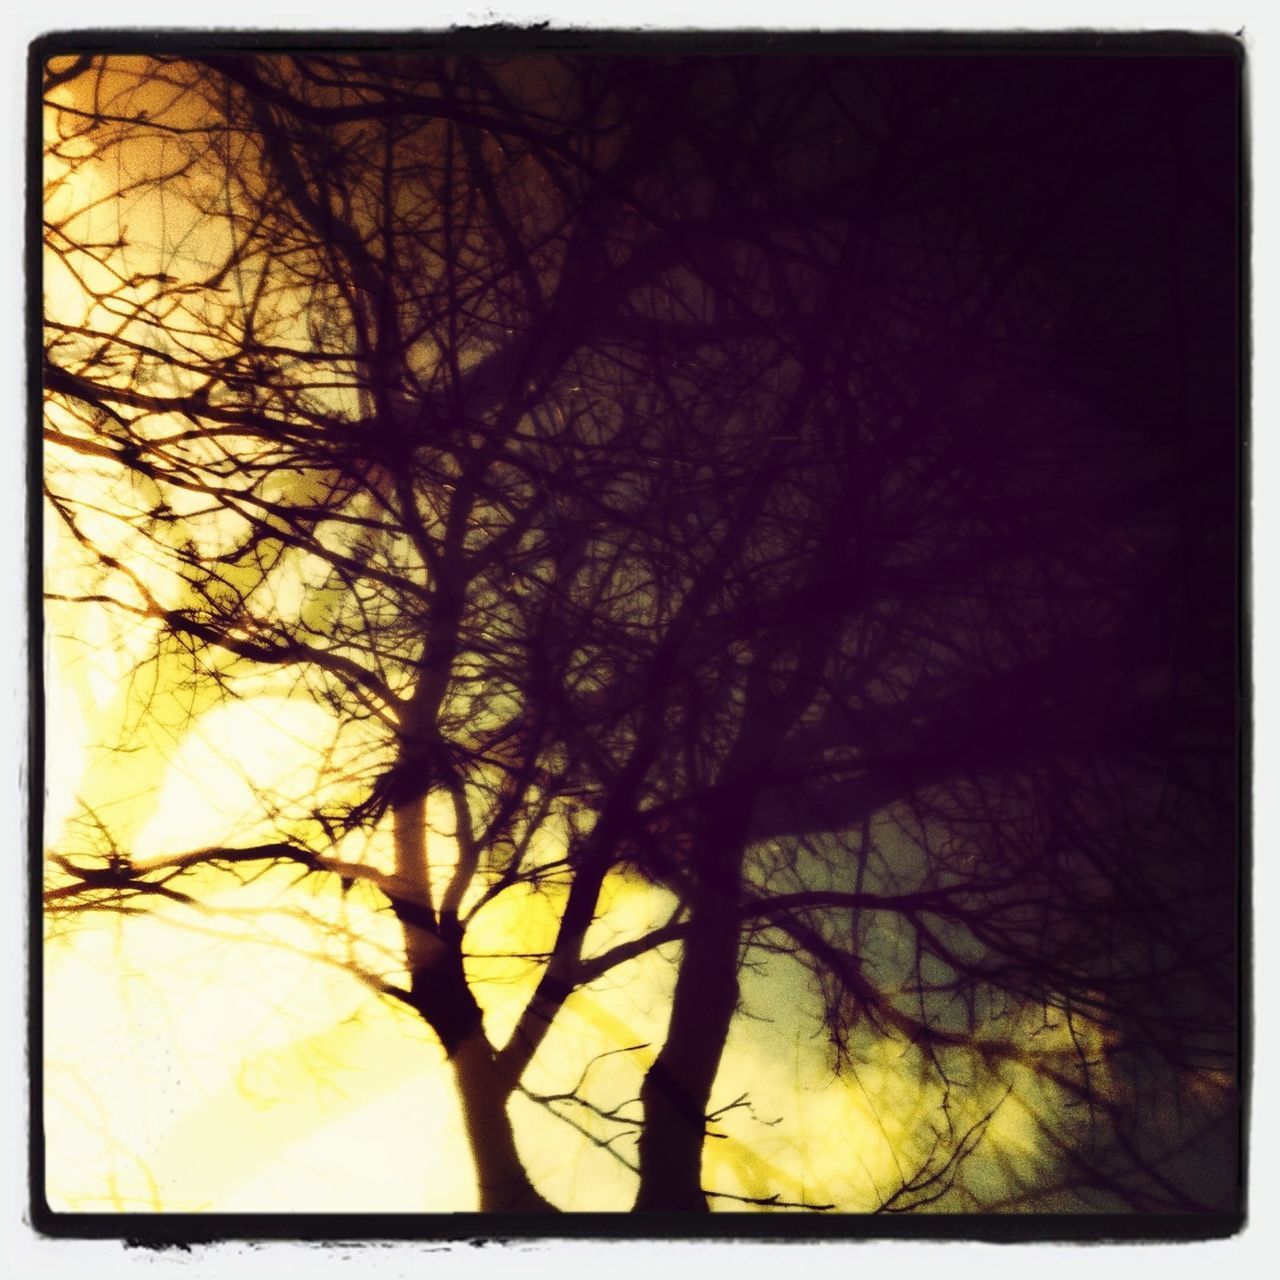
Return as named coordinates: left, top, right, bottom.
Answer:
left=42, top=46, right=1240, bottom=1217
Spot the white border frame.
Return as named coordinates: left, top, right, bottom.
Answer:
left=6, top=6, right=1270, bottom=1276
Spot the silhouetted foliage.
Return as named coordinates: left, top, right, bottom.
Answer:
left=43, top=46, right=1240, bottom=1215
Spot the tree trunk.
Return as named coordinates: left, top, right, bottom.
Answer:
left=402, top=926, right=555, bottom=1212
left=633, top=801, right=748, bottom=1211
left=392, top=797, right=554, bottom=1212
left=451, top=1030, right=557, bottom=1212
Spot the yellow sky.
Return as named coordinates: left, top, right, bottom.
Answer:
left=44, top=600, right=1046, bottom=1213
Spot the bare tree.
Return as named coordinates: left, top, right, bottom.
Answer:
left=42, top=47, right=1240, bottom=1217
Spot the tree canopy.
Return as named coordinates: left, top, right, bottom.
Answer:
left=41, top=45, right=1241, bottom=1219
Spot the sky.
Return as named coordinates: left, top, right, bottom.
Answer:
left=6, top=1, right=1279, bottom=1276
